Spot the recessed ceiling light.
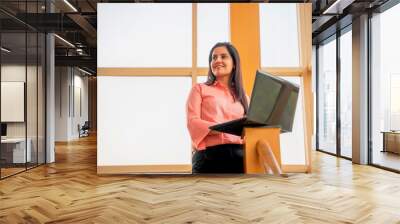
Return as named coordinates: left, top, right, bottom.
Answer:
left=1, top=47, right=11, bottom=53
left=322, top=0, right=355, bottom=15
left=78, top=67, right=93, bottom=76
left=63, top=0, right=78, bottom=12
left=54, top=34, right=75, bottom=48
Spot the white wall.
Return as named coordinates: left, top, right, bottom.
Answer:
left=1, top=82, right=24, bottom=122
left=1, top=65, right=30, bottom=138
left=1, top=64, right=45, bottom=163
left=72, top=73, right=89, bottom=138
left=55, top=67, right=89, bottom=141
left=55, top=67, right=69, bottom=141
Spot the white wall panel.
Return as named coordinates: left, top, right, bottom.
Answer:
left=260, top=4, right=300, bottom=67
left=98, top=76, right=192, bottom=166
left=279, top=77, right=306, bottom=165
left=1, top=82, right=24, bottom=122
left=98, top=3, right=192, bottom=68
left=197, top=3, right=230, bottom=67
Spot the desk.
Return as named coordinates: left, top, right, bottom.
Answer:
left=1, top=138, right=31, bottom=163
left=243, top=127, right=282, bottom=174
left=382, top=131, right=400, bottom=154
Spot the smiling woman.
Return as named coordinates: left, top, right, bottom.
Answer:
left=186, top=42, right=284, bottom=174
left=186, top=42, right=247, bottom=173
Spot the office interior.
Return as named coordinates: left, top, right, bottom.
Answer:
left=0, top=0, right=400, bottom=222
left=0, top=0, right=97, bottom=179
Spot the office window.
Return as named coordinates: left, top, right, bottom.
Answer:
left=340, top=29, right=352, bottom=158
left=197, top=3, right=230, bottom=68
left=279, top=76, right=306, bottom=165
left=371, top=3, right=400, bottom=171
left=196, top=75, right=208, bottom=83
left=97, top=76, right=192, bottom=166
left=317, top=37, right=337, bottom=154
left=390, top=75, right=400, bottom=130
left=259, top=4, right=300, bottom=67
left=312, top=45, right=317, bottom=150
left=97, top=3, right=192, bottom=68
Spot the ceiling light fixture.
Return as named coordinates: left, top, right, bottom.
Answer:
left=322, top=0, right=355, bottom=15
left=63, top=0, right=78, bottom=12
left=1, top=47, right=11, bottom=53
left=78, top=67, right=93, bottom=76
left=54, top=34, right=75, bottom=48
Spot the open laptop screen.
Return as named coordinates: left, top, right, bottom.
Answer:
left=247, top=73, right=282, bottom=124
left=209, top=70, right=299, bottom=135
left=247, top=71, right=299, bottom=132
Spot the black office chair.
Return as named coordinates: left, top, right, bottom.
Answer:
left=79, top=121, right=90, bottom=138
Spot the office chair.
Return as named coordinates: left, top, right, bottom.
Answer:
left=79, top=121, right=90, bottom=138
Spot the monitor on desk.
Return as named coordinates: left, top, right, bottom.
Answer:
left=1, top=123, right=7, bottom=138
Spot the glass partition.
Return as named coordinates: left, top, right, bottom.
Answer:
left=317, top=37, right=337, bottom=154
left=27, top=31, right=38, bottom=169
left=1, top=31, right=27, bottom=178
left=0, top=1, right=46, bottom=178
left=339, top=29, right=352, bottom=158
left=371, top=4, right=400, bottom=171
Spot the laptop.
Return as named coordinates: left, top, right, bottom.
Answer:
left=209, top=70, right=299, bottom=136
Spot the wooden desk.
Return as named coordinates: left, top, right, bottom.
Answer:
left=1, top=138, right=32, bottom=164
left=243, top=127, right=281, bottom=174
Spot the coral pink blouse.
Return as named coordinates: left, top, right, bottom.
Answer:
left=186, top=81, right=246, bottom=150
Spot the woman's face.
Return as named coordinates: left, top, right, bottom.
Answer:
left=211, top=46, right=234, bottom=79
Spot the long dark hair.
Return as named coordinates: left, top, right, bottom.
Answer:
left=205, top=42, right=248, bottom=114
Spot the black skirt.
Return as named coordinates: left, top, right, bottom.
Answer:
left=192, top=144, right=244, bottom=174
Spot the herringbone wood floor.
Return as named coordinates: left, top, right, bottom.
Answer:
left=1, top=135, right=400, bottom=223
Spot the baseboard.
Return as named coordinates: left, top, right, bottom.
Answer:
left=97, top=164, right=192, bottom=174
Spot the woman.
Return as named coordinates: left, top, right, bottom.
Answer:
left=186, top=42, right=283, bottom=175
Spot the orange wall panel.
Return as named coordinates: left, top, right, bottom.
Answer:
left=230, top=3, right=261, bottom=96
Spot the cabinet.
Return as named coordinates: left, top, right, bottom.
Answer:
left=382, top=131, right=400, bottom=154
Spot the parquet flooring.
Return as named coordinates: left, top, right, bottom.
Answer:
left=1, top=135, right=400, bottom=223
left=1, top=167, right=26, bottom=178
